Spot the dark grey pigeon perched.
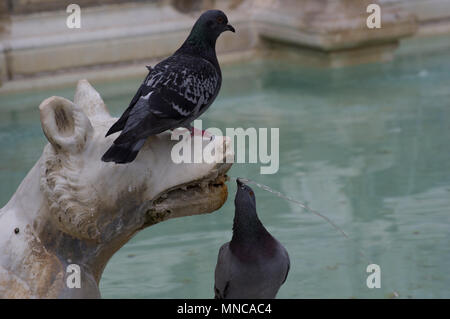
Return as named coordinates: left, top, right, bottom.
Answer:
left=214, top=179, right=290, bottom=299
left=102, top=10, right=235, bottom=164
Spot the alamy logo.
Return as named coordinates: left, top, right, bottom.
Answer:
left=66, top=4, right=81, bottom=29
left=66, top=264, right=81, bottom=288
left=366, top=4, right=381, bottom=29
left=170, top=120, right=279, bottom=174
left=366, top=264, right=381, bottom=288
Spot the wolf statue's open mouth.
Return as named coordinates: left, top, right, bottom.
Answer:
left=143, top=162, right=232, bottom=227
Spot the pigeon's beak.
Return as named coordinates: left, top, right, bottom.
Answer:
left=236, top=178, right=244, bottom=187
left=226, top=24, right=235, bottom=33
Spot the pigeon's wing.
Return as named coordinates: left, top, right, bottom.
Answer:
left=112, top=92, right=175, bottom=145
left=105, top=69, right=155, bottom=137
left=214, top=242, right=232, bottom=299
left=113, top=55, right=220, bottom=144
left=143, top=54, right=221, bottom=119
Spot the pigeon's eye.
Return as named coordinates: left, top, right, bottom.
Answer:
left=249, top=191, right=254, bottom=197
left=216, top=16, right=224, bottom=24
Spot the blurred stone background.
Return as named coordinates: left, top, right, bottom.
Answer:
left=0, top=0, right=449, bottom=91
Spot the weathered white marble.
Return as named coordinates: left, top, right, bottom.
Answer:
left=0, top=79, right=232, bottom=298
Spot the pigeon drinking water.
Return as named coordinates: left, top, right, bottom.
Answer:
left=214, top=179, right=290, bottom=299
left=102, top=10, right=235, bottom=164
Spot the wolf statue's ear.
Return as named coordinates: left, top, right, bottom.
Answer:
left=74, top=79, right=111, bottom=123
left=39, top=96, right=93, bottom=154
left=39, top=96, right=98, bottom=240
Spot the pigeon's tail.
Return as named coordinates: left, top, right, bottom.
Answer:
left=101, top=139, right=146, bottom=164
left=105, top=116, right=127, bottom=137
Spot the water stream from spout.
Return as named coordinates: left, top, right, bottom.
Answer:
left=230, top=176, right=371, bottom=262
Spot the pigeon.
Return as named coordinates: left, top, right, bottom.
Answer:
left=214, top=179, right=290, bottom=299
left=101, top=10, right=235, bottom=164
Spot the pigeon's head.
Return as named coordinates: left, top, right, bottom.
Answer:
left=191, top=10, right=235, bottom=44
left=235, top=178, right=256, bottom=212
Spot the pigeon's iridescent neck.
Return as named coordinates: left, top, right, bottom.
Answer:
left=231, top=208, right=273, bottom=248
left=230, top=216, right=276, bottom=262
left=177, top=29, right=219, bottom=68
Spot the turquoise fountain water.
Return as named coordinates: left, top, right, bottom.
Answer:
left=1, top=36, right=449, bottom=298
